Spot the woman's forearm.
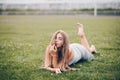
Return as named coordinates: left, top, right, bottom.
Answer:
left=52, top=55, right=59, bottom=68
left=46, top=67, right=55, bottom=72
left=45, top=67, right=62, bottom=74
left=44, top=66, right=57, bottom=72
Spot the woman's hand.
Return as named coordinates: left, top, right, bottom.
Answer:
left=42, top=67, right=62, bottom=74
left=49, top=44, right=57, bottom=56
left=54, top=68, right=62, bottom=74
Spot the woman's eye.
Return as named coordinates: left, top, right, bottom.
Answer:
left=59, top=37, right=63, bottom=40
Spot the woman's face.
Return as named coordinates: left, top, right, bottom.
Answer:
left=55, top=33, right=64, bottom=48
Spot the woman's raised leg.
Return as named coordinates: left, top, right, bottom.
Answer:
left=76, top=23, right=96, bottom=53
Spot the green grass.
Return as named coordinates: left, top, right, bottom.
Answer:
left=0, top=15, right=120, bottom=80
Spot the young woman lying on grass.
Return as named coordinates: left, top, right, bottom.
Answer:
left=43, top=23, right=96, bottom=74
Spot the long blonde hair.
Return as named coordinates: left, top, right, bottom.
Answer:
left=49, top=30, right=70, bottom=71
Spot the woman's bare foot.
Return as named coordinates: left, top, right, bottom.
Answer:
left=90, top=45, right=97, bottom=54
left=76, top=23, right=85, bottom=37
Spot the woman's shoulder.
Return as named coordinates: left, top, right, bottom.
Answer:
left=68, top=48, right=74, bottom=60
left=69, top=48, right=72, bottom=53
left=69, top=48, right=74, bottom=55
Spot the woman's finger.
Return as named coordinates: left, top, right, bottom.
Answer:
left=54, top=45, right=57, bottom=51
left=50, top=45, right=54, bottom=50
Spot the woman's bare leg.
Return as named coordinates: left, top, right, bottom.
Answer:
left=76, top=23, right=96, bottom=53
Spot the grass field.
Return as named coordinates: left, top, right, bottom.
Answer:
left=0, top=15, right=120, bottom=80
